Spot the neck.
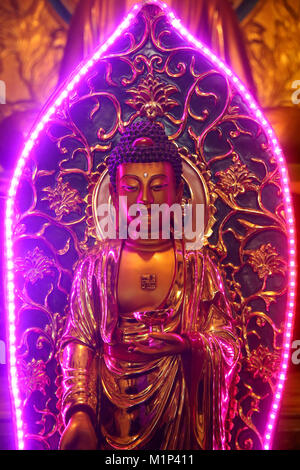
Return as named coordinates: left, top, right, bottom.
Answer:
left=123, top=237, right=173, bottom=252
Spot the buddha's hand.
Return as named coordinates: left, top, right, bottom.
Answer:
left=59, top=411, right=98, bottom=450
left=132, top=332, right=190, bottom=357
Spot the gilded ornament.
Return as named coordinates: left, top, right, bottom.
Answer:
left=245, top=243, right=286, bottom=279
left=19, top=358, right=50, bottom=397
left=15, top=247, right=55, bottom=284
left=126, top=73, right=179, bottom=120
left=42, top=180, right=83, bottom=219
left=216, top=159, right=258, bottom=198
left=245, top=345, right=281, bottom=383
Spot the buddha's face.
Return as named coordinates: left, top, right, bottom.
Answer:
left=110, top=161, right=183, bottom=238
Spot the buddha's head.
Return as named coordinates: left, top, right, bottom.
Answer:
left=107, top=120, right=184, bottom=237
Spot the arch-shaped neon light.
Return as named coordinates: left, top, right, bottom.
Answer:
left=5, top=0, right=296, bottom=450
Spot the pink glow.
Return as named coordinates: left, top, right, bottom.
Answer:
left=5, top=0, right=296, bottom=450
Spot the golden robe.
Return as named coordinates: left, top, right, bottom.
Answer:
left=59, top=239, right=239, bottom=450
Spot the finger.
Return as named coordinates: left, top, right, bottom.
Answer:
left=148, top=332, right=181, bottom=343
left=132, top=343, right=161, bottom=355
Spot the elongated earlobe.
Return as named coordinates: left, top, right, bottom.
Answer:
left=177, top=180, right=184, bottom=204
left=109, top=182, right=117, bottom=208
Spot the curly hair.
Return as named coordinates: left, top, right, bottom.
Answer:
left=106, top=120, right=182, bottom=192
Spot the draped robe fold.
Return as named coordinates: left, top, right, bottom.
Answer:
left=59, top=239, right=239, bottom=450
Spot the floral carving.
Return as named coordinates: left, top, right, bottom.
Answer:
left=19, top=358, right=50, bottom=397
left=42, top=180, right=82, bottom=219
left=245, top=345, right=280, bottom=382
left=216, top=160, right=258, bottom=198
left=126, top=73, right=179, bottom=120
left=245, top=243, right=286, bottom=279
left=15, top=247, right=55, bottom=284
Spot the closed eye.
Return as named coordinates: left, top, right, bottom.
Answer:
left=150, top=183, right=168, bottom=191
left=122, top=185, right=139, bottom=192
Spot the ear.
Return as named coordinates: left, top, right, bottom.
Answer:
left=176, top=180, right=184, bottom=203
left=109, top=182, right=117, bottom=208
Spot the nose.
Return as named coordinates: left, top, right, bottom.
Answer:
left=137, top=183, right=153, bottom=206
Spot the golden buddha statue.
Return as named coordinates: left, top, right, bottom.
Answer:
left=58, top=119, right=240, bottom=450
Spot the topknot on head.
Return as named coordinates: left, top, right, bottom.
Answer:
left=132, top=137, right=155, bottom=148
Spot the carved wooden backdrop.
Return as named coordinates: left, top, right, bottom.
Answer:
left=10, top=3, right=290, bottom=449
